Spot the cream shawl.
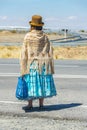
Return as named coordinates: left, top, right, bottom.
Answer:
left=20, top=30, right=54, bottom=75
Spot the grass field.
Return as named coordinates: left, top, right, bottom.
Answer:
left=0, top=46, right=87, bottom=60
left=0, top=31, right=87, bottom=59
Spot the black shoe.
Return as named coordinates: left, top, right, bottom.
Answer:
left=39, top=105, right=45, bottom=110
left=22, top=105, right=33, bottom=110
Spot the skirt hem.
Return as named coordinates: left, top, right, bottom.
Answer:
left=17, top=94, right=57, bottom=100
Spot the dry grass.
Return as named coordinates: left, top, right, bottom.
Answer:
left=0, top=46, right=21, bottom=58
left=53, top=46, right=87, bottom=60
left=0, top=31, right=25, bottom=43
left=0, top=46, right=87, bottom=59
left=0, top=31, right=87, bottom=59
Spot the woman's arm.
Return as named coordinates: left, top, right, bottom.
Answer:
left=20, top=36, right=28, bottom=76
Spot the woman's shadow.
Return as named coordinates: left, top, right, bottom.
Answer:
left=23, top=103, right=82, bottom=112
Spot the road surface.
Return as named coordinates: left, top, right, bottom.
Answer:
left=0, top=59, right=87, bottom=130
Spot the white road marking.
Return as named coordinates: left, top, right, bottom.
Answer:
left=55, top=65, right=79, bottom=68
left=0, top=73, right=87, bottom=78
left=54, top=74, right=87, bottom=79
left=0, top=64, right=79, bottom=68
left=0, top=100, right=87, bottom=108
left=80, top=105, right=87, bottom=108
left=0, top=100, right=26, bottom=105
left=0, top=64, right=19, bottom=66
left=0, top=73, right=20, bottom=77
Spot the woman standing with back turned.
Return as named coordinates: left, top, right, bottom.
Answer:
left=20, top=15, right=57, bottom=110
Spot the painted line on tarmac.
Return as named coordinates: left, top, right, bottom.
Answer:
left=54, top=74, right=87, bottom=79
left=80, top=105, right=87, bottom=108
left=53, top=74, right=87, bottom=79
left=55, top=65, right=79, bottom=68
left=0, top=100, right=87, bottom=108
left=0, top=73, right=20, bottom=77
left=0, top=63, right=79, bottom=68
left=0, top=100, right=26, bottom=105
left=0, top=64, right=19, bottom=66
left=0, top=73, right=87, bottom=79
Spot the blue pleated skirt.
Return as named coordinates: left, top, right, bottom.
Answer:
left=23, top=60, right=57, bottom=100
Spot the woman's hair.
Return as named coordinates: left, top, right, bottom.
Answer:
left=31, top=25, right=42, bottom=31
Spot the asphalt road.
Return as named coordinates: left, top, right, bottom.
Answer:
left=0, top=59, right=87, bottom=130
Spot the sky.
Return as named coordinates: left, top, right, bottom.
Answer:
left=0, top=0, right=87, bottom=30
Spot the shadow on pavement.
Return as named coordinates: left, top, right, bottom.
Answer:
left=23, top=103, right=82, bottom=113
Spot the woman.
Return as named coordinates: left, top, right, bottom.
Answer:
left=20, top=15, right=57, bottom=110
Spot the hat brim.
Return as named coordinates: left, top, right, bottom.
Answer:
left=29, top=21, right=44, bottom=26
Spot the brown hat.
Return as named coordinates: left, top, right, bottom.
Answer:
left=29, top=15, right=44, bottom=26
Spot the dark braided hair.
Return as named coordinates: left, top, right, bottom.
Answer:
left=31, top=25, right=42, bottom=31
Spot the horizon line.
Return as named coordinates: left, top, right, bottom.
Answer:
left=0, top=25, right=85, bottom=31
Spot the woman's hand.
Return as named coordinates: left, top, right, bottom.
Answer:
left=30, top=52, right=34, bottom=57
left=42, top=53, right=45, bottom=57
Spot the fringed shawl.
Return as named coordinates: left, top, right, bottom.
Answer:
left=20, top=30, right=54, bottom=75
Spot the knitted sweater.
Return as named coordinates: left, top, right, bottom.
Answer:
left=20, top=30, right=54, bottom=75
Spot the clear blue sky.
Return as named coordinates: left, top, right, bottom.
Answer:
left=0, top=0, right=87, bottom=30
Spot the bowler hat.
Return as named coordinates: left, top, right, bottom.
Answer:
left=29, top=15, right=44, bottom=26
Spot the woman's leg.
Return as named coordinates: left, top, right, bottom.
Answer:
left=39, top=98, right=44, bottom=107
left=28, top=100, right=33, bottom=108
left=22, top=100, right=33, bottom=110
